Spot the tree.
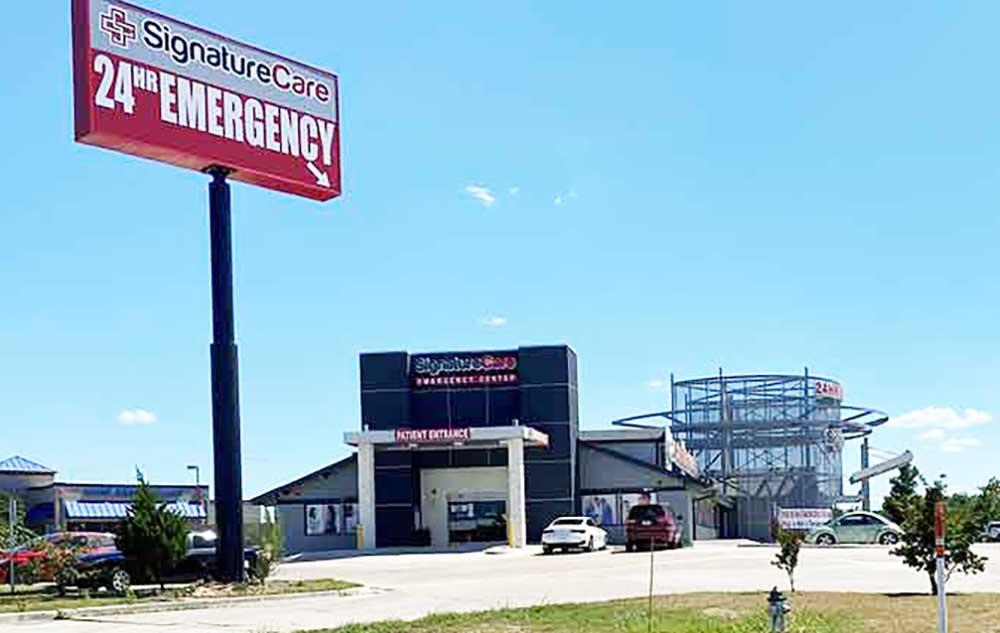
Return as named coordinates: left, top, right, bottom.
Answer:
left=882, top=464, right=922, bottom=526
left=249, top=516, right=284, bottom=585
left=0, top=492, right=35, bottom=550
left=771, top=526, right=803, bottom=592
left=972, top=478, right=1000, bottom=529
left=115, top=471, right=189, bottom=589
left=891, top=480, right=987, bottom=594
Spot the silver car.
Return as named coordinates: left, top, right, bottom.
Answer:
left=805, top=511, right=903, bottom=546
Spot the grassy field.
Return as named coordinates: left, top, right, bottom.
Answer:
left=0, top=577, right=360, bottom=614
left=313, top=592, right=1000, bottom=633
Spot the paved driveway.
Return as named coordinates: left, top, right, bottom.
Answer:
left=10, top=541, right=1000, bottom=633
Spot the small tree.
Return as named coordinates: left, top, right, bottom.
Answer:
left=771, top=526, right=803, bottom=592
left=0, top=492, right=35, bottom=550
left=115, top=471, right=189, bottom=589
left=250, top=516, right=284, bottom=586
left=882, top=464, right=922, bottom=526
left=891, top=480, right=987, bottom=594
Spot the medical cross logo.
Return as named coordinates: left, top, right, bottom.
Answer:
left=99, top=6, right=137, bottom=49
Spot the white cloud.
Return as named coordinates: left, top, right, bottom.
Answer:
left=918, top=428, right=946, bottom=441
left=646, top=379, right=669, bottom=390
left=479, top=316, right=507, bottom=327
left=118, top=408, right=157, bottom=425
left=508, top=186, right=520, bottom=196
left=888, top=406, right=991, bottom=430
left=464, top=184, right=496, bottom=207
left=553, top=190, right=578, bottom=206
left=941, top=437, right=982, bottom=453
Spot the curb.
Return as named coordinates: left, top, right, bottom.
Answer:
left=0, top=586, right=381, bottom=624
left=737, top=543, right=888, bottom=549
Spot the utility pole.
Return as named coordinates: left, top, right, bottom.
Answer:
left=187, top=464, right=206, bottom=524
left=861, top=438, right=871, bottom=511
left=7, top=495, right=15, bottom=591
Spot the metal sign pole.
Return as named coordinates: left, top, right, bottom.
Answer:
left=207, top=166, right=245, bottom=582
left=7, top=496, right=15, bottom=591
left=934, top=501, right=947, bottom=633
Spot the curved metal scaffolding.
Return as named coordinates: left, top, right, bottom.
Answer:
left=614, top=369, right=887, bottom=540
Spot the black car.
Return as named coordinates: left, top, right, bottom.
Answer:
left=78, top=530, right=259, bottom=594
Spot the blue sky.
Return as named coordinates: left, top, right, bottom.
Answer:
left=2, top=2, right=998, bottom=505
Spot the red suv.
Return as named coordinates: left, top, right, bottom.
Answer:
left=625, top=504, right=681, bottom=551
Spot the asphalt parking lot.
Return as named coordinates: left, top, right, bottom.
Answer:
left=11, top=540, right=1000, bottom=633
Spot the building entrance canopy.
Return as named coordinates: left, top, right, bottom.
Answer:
left=345, top=425, right=549, bottom=451
left=345, top=425, right=548, bottom=549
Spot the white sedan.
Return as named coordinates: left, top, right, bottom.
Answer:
left=541, top=516, right=608, bottom=554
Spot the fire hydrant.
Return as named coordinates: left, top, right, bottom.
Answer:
left=767, top=587, right=790, bottom=632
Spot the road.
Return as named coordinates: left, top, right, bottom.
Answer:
left=10, top=541, right=1000, bottom=633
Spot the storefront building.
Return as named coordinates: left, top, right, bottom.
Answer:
left=253, top=345, right=722, bottom=553
left=0, top=455, right=208, bottom=534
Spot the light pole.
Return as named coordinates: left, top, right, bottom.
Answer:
left=187, top=465, right=205, bottom=524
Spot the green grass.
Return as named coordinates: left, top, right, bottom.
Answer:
left=0, top=577, right=360, bottom=614
left=317, top=597, right=849, bottom=633
left=0, top=591, right=145, bottom=614
left=231, top=578, right=361, bottom=596
left=302, top=592, right=1000, bottom=633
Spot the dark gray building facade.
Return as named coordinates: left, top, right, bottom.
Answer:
left=253, top=344, right=719, bottom=553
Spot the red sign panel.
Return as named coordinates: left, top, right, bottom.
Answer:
left=72, top=0, right=341, bottom=201
left=815, top=380, right=843, bottom=401
left=934, top=500, right=946, bottom=557
left=395, top=428, right=472, bottom=444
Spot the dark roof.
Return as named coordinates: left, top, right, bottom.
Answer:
left=0, top=455, right=55, bottom=474
left=250, top=454, right=357, bottom=505
left=579, top=441, right=714, bottom=490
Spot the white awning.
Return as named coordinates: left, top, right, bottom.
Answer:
left=345, top=425, right=548, bottom=449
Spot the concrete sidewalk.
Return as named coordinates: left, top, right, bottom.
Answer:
left=8, top=541, right=1000, bottom=633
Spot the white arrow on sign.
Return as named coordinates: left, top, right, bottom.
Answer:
left=306, top=162, right=331, bottom=187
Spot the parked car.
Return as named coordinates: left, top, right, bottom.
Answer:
left=77, top=530, right=259, bottom=594
left=625, top=504, right=681, bottom=552
left=0, top=532, right=117, bottom=584
left=541, top=516, right=608, bottom=554
left=805, top=511, right=903, bottom=546
left=981, top=521, right=1000, bottom=542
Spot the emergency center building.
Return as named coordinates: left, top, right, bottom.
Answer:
left=253, top=345, right=722, bottom=553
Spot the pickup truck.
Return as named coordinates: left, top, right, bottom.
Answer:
left=983, top=521, right=1000, bottom=543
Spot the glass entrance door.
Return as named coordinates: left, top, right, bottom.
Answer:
left=447, top=500, right=507, bottom=543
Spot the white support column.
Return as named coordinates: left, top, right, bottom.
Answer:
left=506, top=437, right=527, bottom=548
left=357, top=442, right=377, bottom=549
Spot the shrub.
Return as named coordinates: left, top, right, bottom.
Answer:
left=37, top=541, right=82, bottom=596
left=250, top=518, right=284, bottom=585
left=771, top=526, right=803, bottom=592
left=115, top=470, right=189, bottom=589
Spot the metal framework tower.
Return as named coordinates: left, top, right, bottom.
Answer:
left=615, top=369, right=887, bottom=540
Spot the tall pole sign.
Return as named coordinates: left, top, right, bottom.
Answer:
left=71, top=0, right=342, bottom=581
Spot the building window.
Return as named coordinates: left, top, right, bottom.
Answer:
left=304, top=503, right=358, bottom=536
left=582, top=492, right=659, bottom=527
left=305, top=504, right=339, bottom=536
left=447, top=500, right=506, bottom=543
